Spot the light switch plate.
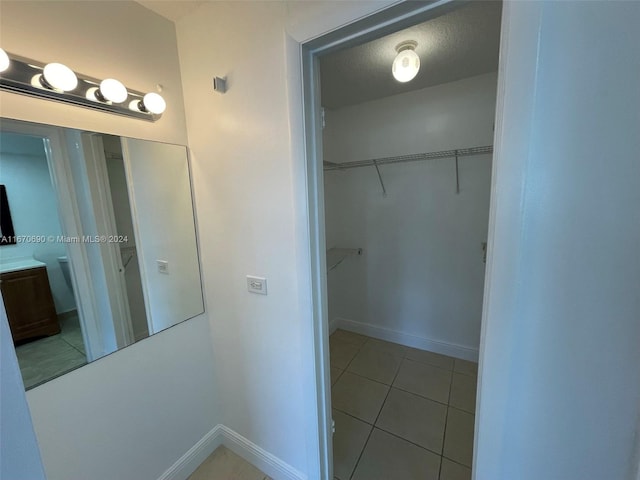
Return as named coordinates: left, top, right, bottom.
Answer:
left=157, top=260, right=169, bottom=274
left=247, top=275, right=267, bottom=295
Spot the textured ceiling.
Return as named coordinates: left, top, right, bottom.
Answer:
left=320, top=1, right=502, bottom=109
left=136, top=1, right=205, bottom=22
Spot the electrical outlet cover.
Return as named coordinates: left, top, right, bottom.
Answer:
left=246, top=275, right=267, bottom=295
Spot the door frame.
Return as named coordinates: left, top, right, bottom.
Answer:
left=80, top=132, right=135, bottom=348
left=300, top=1, right=488, bottom=477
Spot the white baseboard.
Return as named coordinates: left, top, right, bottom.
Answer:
left=218, top=425, right=306, bottom=480
left=158, top=424, right=306, bottom=480
left=328, top=318, right=340, bottom=335
left=57, top=309, right=78, bottom=320
left=333, top=317, right=479, bottom=362
left=158, top=425, right=223, bottom=480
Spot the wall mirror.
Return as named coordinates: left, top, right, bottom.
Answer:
left=0, top=118, right=204, bottom=389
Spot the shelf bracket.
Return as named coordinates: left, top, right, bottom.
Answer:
left=455, top=150, right=460, bottom=194
left=373, top=160, right=387, bottom=197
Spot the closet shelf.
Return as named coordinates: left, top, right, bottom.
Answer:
left=323, top=145, right=493, bottom=171
left=323, top=144, right=493, bottom=196
left=327, top=247, right=362, bottom=271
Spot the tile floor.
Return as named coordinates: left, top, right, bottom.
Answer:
left=188, top=446, right=271, bottom=480
left=177, top=329, right=478, bottom=480
left=330, top=329, right=477, bottom=480
left=15, top=313, right=87, bottom=389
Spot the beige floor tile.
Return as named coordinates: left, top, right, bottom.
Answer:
left=347, top=346, right=402, bottom=384
left=352, top=428, right=440, bottom=480
left=443, top=408, right=475, bottom=468
left=332, top=372, right=389, bottom=423
left=364, top=338, right=407, bottom=357
left=330, top=341, right=360, bottom=369
left=453, top=359, right=478, bottom=377
left=331, top=329, right=368, bottom=347
left=188, top=446, right=269, bottom=480
left=376, top=388, right=447, bottom=453
left=59, top=314, right=86, bottom=354
left=331, top=366, right=343, bottom=386
left=393, top=359, right=452, bottom=404
left=449, top=373, right=477, bottom=413
left=405, top=347, right=454, bottom=370
left=440, top=458, right=472, bottom=480
left=332, top=410, right=372, bottom=480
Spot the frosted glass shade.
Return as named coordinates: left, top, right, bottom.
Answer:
left=99, top=78, right=128, bottom=103
left=142, top=92, right=166, bottom=114
left=0, top=49, right=9, bottom=73
left=392, top=49, right=420, bottom=83
left=42, top=63, right=78, bottom=91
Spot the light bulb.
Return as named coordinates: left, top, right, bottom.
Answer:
left=392, top=47, right=420, bottom=83
left=140, top=92, right=166, bottom=115
left=98, top=78, right=128, bottom=103
left=42, top=63, right=78, bottom=91
left=0, top=48, right=10, bottom=73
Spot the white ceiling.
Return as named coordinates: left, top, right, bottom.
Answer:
left=320, top=1, right=502, bottom=109
left=136, top=1, right=205, bottom=22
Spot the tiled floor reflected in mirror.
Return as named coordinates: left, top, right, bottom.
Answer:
left=15, top=313, right=87, bottom=389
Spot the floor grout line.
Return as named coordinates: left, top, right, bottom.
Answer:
left=333, top=366, right=460, bottom=410
left=333, top=405, right=473, bottom=467
left=60, top=335, right=86, bottom=357
left=346, top=349, right=402, bottom=480
left=439, top=361, right=457, bottom=480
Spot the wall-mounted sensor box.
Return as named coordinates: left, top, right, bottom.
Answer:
left=213, top=76, right=227, bottom=93
left=247, top=275, right=267, bottom=295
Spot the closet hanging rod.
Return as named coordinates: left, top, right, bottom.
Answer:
left=323, top=145, right=493, bottom=171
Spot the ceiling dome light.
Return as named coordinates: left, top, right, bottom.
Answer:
left=42, top=63, right=78, bottom=91
left=139, top=92, right=166, bottom=115
left=0, top=48, right=10, bottom=73
left=392, top=41, right=420, bottom=83
left=97, top=78, right=128, bottom=103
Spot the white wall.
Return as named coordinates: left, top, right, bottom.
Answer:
left=176, top=2, right=310, bottom=474
left=475, top=2, right=640, bottom=479
left=0, top=3, right=219, bottom=480
left=0, top=296, right=46, bottom=480
left=0, top=133, right=76, bottom=313
left=324, top=73, right=496, bottom=358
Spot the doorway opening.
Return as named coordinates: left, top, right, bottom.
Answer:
left=302, top=1, right=502, bottom=478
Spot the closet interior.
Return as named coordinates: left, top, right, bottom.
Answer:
left=321, top=2, right=501, bottom=479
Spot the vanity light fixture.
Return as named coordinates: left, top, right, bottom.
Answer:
left=96, top=78, right=128, bottom=104
left=139, top=92, right=166, bottom=114
left=0, top=50, right=165, bottom=121
left=392, top=41, right=420, bottom=83
left=0, top=49, right=9, bottom=73
left=41, top=63, right=78, bottom=92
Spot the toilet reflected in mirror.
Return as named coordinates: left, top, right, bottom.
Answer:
left=0, top=120, right=204, bottom=389
left=57, top=256, right=71, bottom=288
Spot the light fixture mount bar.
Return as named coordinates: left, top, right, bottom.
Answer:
left=0, top=51, right=161, bottom=122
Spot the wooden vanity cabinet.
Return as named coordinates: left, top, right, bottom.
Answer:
left=0, top=266, right=60, bottom=343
